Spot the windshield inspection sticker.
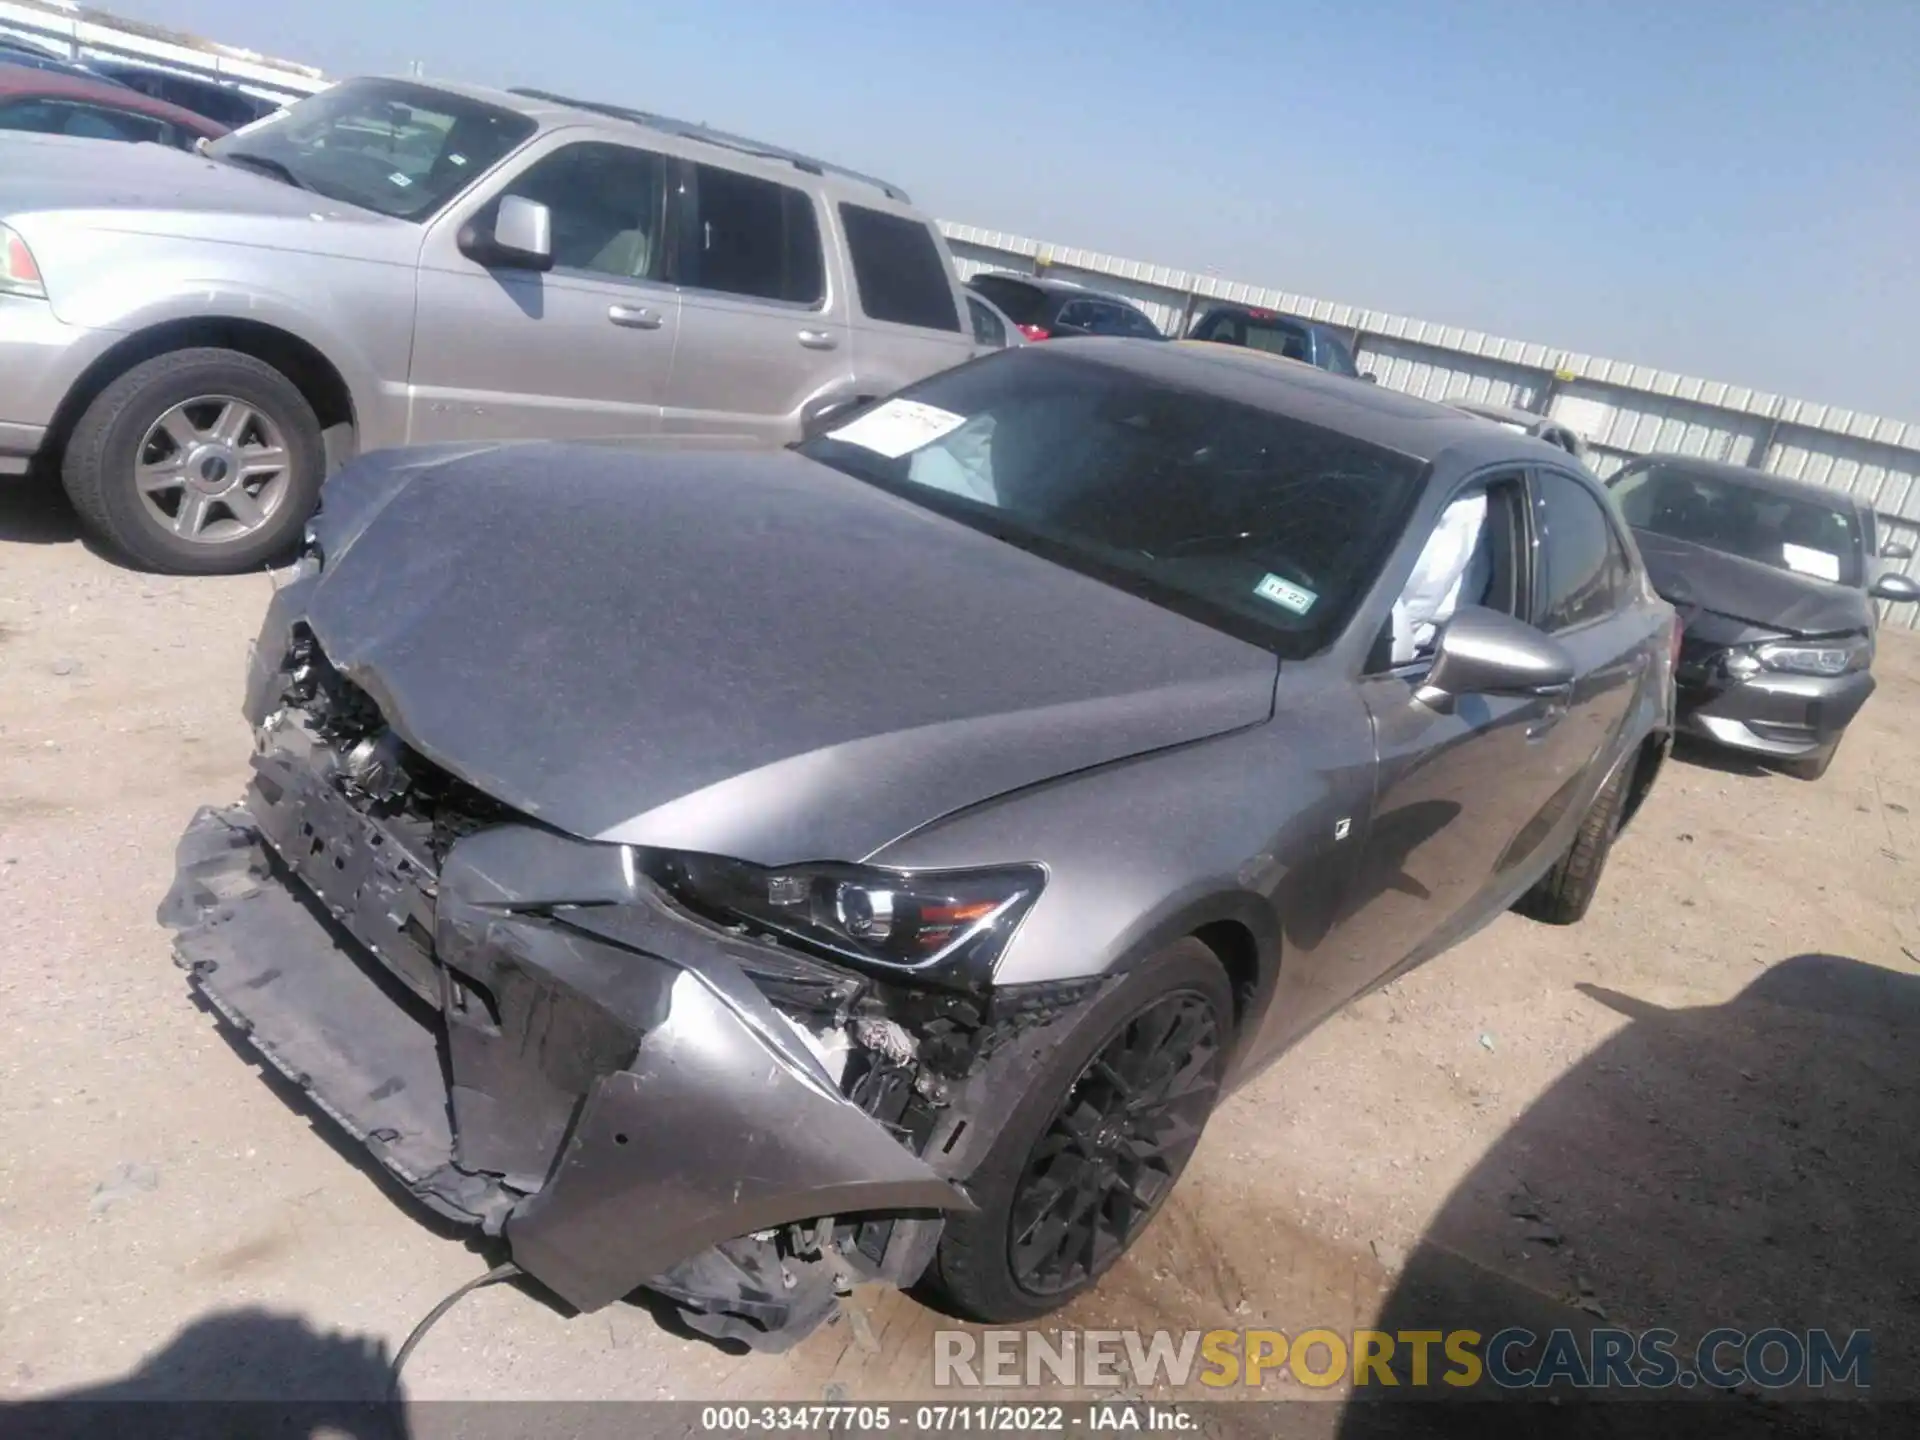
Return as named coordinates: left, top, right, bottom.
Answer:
left=1255, top=573, right=1318, bottom=615
left=1781, top=542, right=1841, bottom=583
left=825, top=399, right=968, bottom=459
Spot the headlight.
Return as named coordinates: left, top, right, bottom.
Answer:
left=0, top=224, right=45, bottom=300
left=647, top=852, right=1044, bottom=987
left=1755, top=636, right=1870, bottom=677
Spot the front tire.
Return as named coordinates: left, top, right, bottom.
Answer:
left=61, top=348, right=324, bottom=574
left=926, top=941, right=1232, bottom=1323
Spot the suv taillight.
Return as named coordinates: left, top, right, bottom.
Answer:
left=1017, top=324, right=1051, bottom=341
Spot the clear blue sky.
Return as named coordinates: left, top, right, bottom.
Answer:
left=100, top=0, right=1920, bottom=419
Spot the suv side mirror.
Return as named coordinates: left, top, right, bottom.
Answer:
left=1415, top=607, right=1576, bottom=714
left=1881, top=539, right=1915, bottom=561
left=1870, top=571, right=1920, bottom=603
left=1360, top=372, right=1379, bottom=384
left=459, top=194, right=554, bottom=272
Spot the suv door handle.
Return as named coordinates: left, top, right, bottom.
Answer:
left=797, top=329, right=839, bottom=351
left=608, top=304, right=664, bottom=330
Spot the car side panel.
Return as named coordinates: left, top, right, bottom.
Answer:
left=869, top=669, right=1379, bottom=1089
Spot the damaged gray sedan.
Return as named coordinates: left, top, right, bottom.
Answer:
left=162, top=341, right=1675, bottom=1348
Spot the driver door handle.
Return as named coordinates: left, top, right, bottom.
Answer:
left=798, top=329, right=839, bottom=351
left=1525, top=682, right=1573, bottom=741
left=608, top=304, right=664, bottom=330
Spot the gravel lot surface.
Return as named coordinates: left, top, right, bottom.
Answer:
left=2, top=481, right=1915, bottom=1424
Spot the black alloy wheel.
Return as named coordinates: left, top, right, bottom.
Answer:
left=1007, top=990, right=1222, bottom=1297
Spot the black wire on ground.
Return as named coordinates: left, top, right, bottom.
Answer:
left=388, top=1260, right=523, bottom=1401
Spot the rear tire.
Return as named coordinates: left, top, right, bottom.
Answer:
left=1513, top=750, right=1631, bottom=926
left=1782, top=736, right=1839, bottom=782
left=61, top=348, right=324, bottom=574
left=926, top=941, right=1232, bottom=1323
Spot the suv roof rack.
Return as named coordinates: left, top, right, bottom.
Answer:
left=507, top=88, right=911, bottom=204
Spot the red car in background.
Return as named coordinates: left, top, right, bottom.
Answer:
left=0, top=60, right=227, bottom=150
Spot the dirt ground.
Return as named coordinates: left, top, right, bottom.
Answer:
left=2, top=479, right=1916, bottom=1422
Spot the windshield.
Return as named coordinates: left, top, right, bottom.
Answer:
left=206, top=78, right=535, bottom=221
left=796, top=348, right=1426, bottom=658
left=1607, top=461, right=1865, bottom=588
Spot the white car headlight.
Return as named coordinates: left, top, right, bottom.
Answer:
left=1755, top=636, right=1870, bottom=677
left=0, top=224, right=46, bottom=300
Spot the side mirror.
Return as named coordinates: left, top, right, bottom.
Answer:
left=458, top=194, right=553, bottom=272
left=1870, top=571, right=1920, bottom=604
left=1881, top=539, right=1915, bottom=561
left=1415, top=607, right=1576, bottom=714
left=798, top=394, right=875, bottom=442
left=1360, top=372, right=1379, bottom=385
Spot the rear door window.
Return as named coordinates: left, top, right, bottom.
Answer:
left=1054, top=299, right=1099, bottom=334
left=1244, top=318, right=1313, bottom=363
left=1193, top=311, right=1246, bottom=344
left=1089, top=302, right=1161, bottom=338
left=682, top=163, right=824, bottom=305
left=839, top=203, right=961, bottom=331
left=1536, top=469, right=1630, bottom=631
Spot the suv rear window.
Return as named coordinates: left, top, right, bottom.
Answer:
left=968, top=275, right=1047, bottom=326
left=686, top=163, right=824, bottom=305
left=840, top=204, right=961, bottom=332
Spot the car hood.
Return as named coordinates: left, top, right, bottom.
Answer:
left=302, top=442, right=1278, bottom=865
left=0, top=131, right=411, bottom=243
left=1632, top=529, right=1872, bottom=637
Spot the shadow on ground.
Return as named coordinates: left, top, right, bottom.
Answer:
left=1669, top=733, right=1780, bottom=779
left=1, top=1309, right=406, bottom=1439
left=1337, top=952, right=1919, bottom=1437
left=0, top=471, right=80, bottom=548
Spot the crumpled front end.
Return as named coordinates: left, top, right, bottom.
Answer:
left=162, top=625, right=1099, bottom=1348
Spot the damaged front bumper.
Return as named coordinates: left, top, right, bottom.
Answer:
left=160, top=757, right=978, bottom=1325
left=1674, top=668, right=1874, bottom=757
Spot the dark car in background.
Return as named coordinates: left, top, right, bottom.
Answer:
left=0, top=61, right=227, bottom=148
left=964, top=271, right=1164, bottom=341
left=1607, top=454, right=1919, bottom=779
left=83, top=61, right=284, bottom=129
left=1186, top=302, right=1367, bottom=379
left=162, top=340, right=1673, bottom=1350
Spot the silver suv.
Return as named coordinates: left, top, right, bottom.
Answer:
left=0, top=78, right=976, bottom=572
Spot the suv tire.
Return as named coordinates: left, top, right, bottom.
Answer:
left=62, top=348, right=325, bottom=574
left=925, top=940, right=1232, bottom=1323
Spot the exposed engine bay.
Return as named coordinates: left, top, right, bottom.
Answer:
left=161, top=628, right=1102, bottom=1351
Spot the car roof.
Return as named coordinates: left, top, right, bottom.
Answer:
left=387, top=76, right=914, bottom=205
left=1448, top=399, right=1553, bottom=429
left=0, top=60, right=227, bottom=134
left=1047, top=338, right=1572, bottom=468
left=1613, top=452, right=1863, bottom=512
